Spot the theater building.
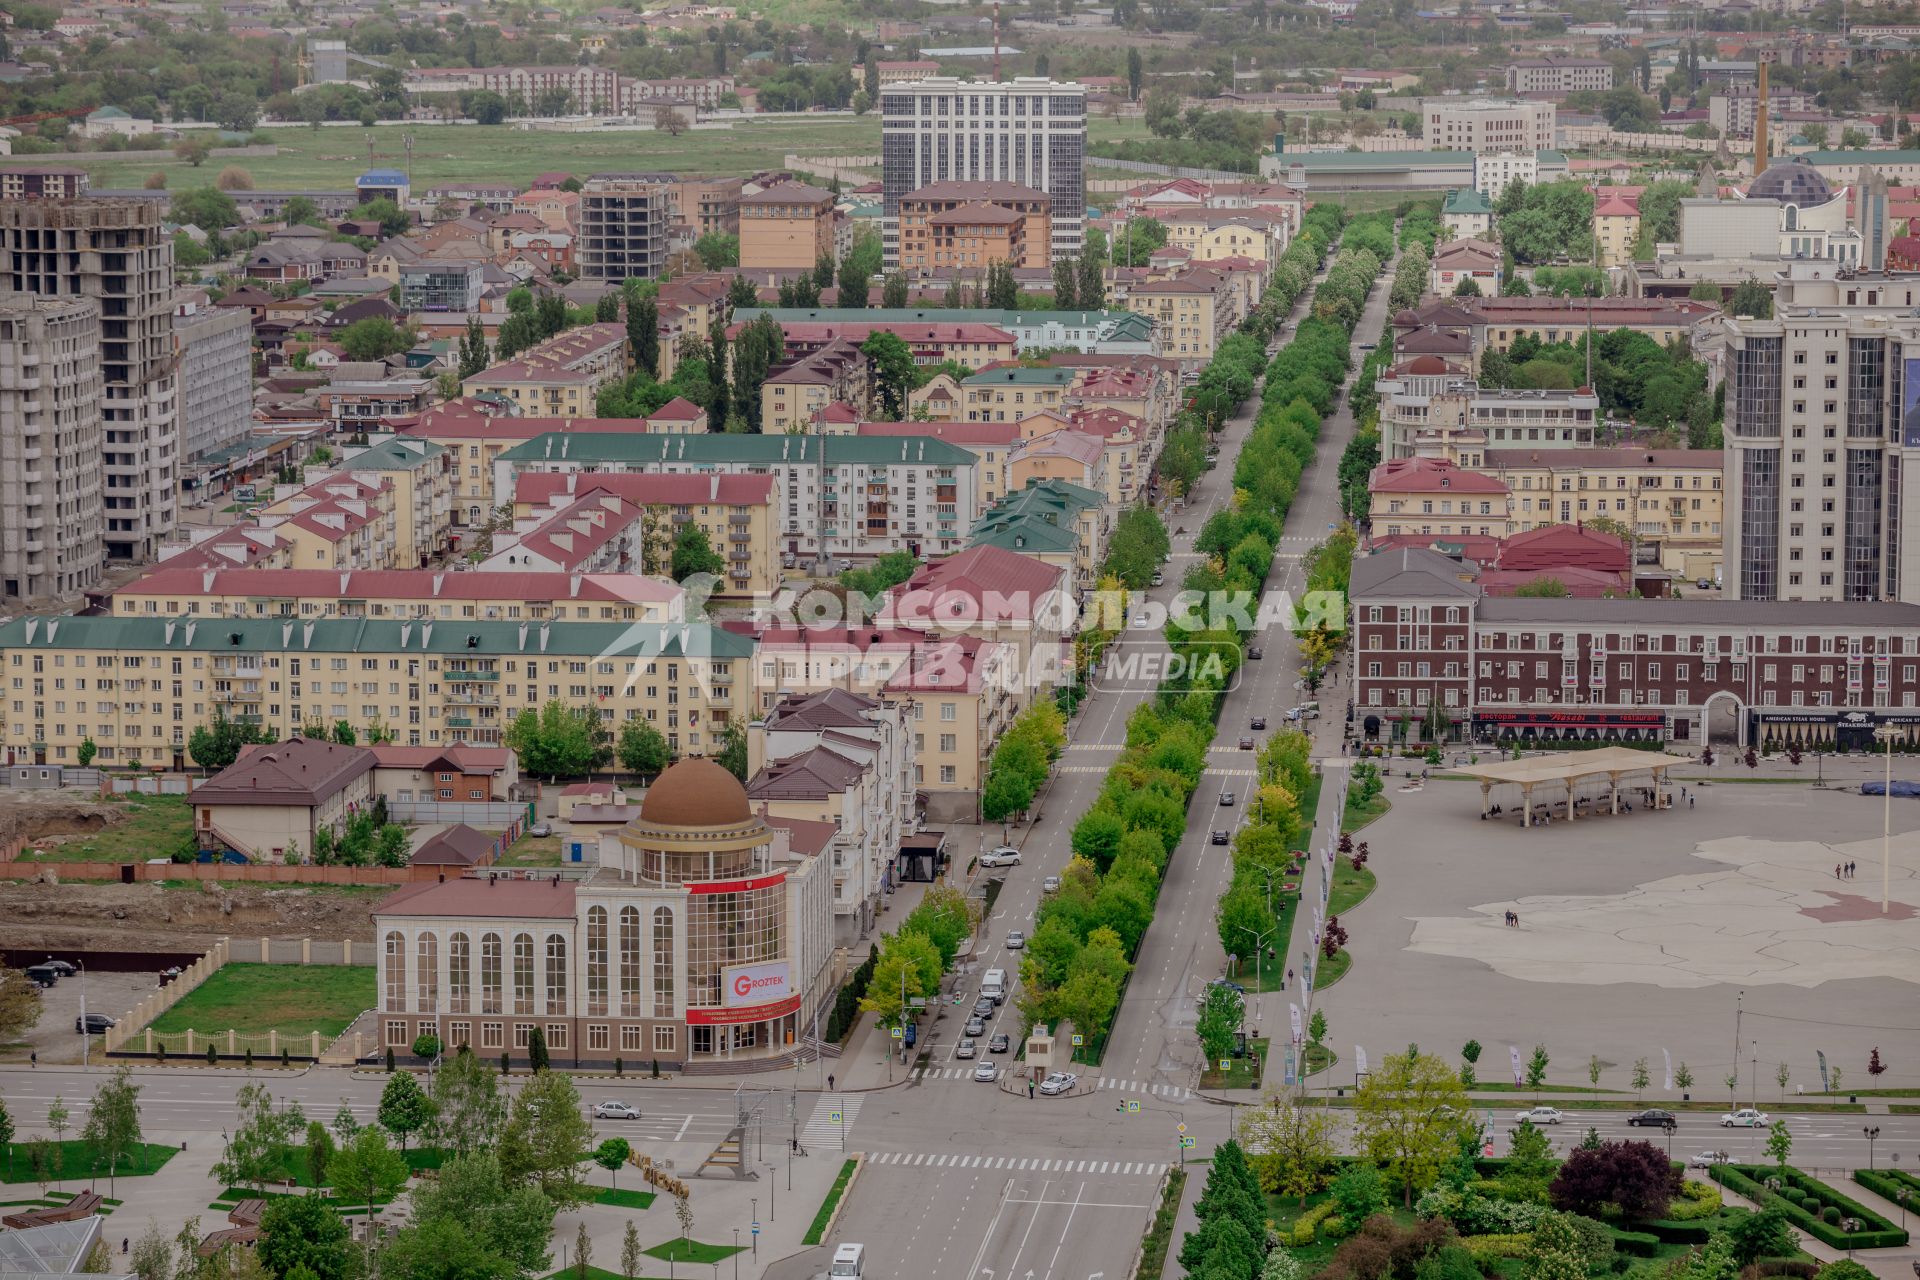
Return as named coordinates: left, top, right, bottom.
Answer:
left=1349, top=546, right=1920, bottom=751
left=371, top=757, right=833, bottom=1068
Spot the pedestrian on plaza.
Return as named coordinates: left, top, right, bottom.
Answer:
left=827, top=1073, right=835, bottom=1092
left=121, top=1240, right=127, bottom=1256
left=1836, top=863, right=1842, bottom=879
left=1849, top=860, right=1856, bottom=878
left=1029, top=1078, right=1036, bottom=1100
left=1689, top=794, right=1694, bottom=808
left=28, top=1051, right=33, bottom=1069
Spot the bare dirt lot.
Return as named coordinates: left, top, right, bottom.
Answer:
left=0, top=879, right=384, bottom=953
left=0, top=790, right=131, bottom=845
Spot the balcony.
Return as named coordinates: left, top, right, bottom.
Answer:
left=447, top=715, right=475, bottom=727
left=448, top=670, right=500, bottom=682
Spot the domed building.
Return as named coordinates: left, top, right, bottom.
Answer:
left=1735, top=156, right=1859, bottom=262
left=372, top=756, right=832, bottom=1069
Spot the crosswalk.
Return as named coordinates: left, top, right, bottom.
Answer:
left=913, top=1065, right=1004, bottom=1082
left=1097, top=1077, right=1194, bottom=1101
left=864, top=1152, right=1170, bottom=1175
left=801, top=1093, right=862, bottom=1150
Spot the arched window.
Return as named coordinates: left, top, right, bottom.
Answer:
left=652, top=907, right=675, bottom=1017
left=416, top=931, right=439, bottom=1014
left=619, top=906, right=642, bottom=1017
left=384, top=930, right=406, bottom=1012
left=448, top=932, right=471, bottom=1015
left=586, top=906, right=609, bottom=1017
left=545, top=934, right=568, bottom=1015
left=513, top=933, right=534, bottom=1014
left=481, top=932, right=502, bottom=1014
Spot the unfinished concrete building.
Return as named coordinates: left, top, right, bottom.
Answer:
left=0, top=292, right=105, bottom=602
left=576, top=175, right=670, bottom=282
left=0, top=199, right=178, bottom=562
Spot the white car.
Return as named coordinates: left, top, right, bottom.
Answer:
left=1514, top=1106, right=1563, bottom=1126
left=955, top=1038, right=977, bottom=1059
left=1042, top=875, right=1060, bottom=893
left=1689, top=1151, right=1733, bottom=1169
left=1721, top=1109, right=1770, bottom=1128
left=973, top=1063, right=999, bottom=1083
left=593, top=1101, right=642, bottom=1120
left=980, top=847, right=1022, bottom=868
left=1038, top=1071, right=1079, bottom=1096
left=1130, top=613, right=1153, bottom=629
left=1005, top=930, right=1026, bottom=950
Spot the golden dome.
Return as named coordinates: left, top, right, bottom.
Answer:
left=638, top=757, right=751, bottom=828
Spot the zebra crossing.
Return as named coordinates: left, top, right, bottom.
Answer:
left=913, top=1065, right=1005, bottom=1082
left=864, top=1151, right=1169, bottom=1175
left=800, top=1093, right=862, bottom=1150
left=1097, top=1077, right=1194, bottom=1101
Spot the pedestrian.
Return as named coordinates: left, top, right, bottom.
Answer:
left=1028, top=1077, right=1036, bottom=1100
left=121, top=1240, right=128, bottom=1256
left=827, top=1073, right=835, bottom=1092
left=1689, top=794, right=1694, bottom=809
left=28, top=1051, right=33, bottom=1069
left=1849, top=860, right=1857, bottom=878
left=1836, top=863, right=1843, bottom=879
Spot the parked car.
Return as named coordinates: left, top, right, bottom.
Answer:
left=980, top=847, right=1022, bottom=868
left=1005, top=930, right=1026, bottom=950
left=1210, top=830, right=1231, bottom=846
left=1250, top=717, right=1267, bottom=730
left=593, top=1101, right=642, bottom=1120
left=1038, top=1072, right=1079, bottom=1096
left=1042, top=875, right=1061, bottom=893
left=1689, top=1151, right=1733, bottom=1169
left=75, top=1013, right=114, bottom=1034
left=1514, top=1106, right=1564, bottom=1125
left=965, top=1016, right=987, bottom=1036
left=955, top=1039, right=977, bottom=1059
left=989, top=1033, right=1011, bottom=1054
left=527, top=822, right=553, bottom=838
left=1628, top=1109, right=1678, bottom=1129
left=1721, top=1109, right=1770, bottom=1128
left=1130, top=613, right=1152, bottom=629
left=42, top=960, right=78, bottom=977
left=1218, top=791, right=1236, bottom=806
left=1151, top=573, right=1165, bottom=587
left=973, top=1063, right=999, bottom=1083
left=1209, top=977, right=1246, bottom=994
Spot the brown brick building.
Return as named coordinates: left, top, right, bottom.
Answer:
left=898, top=182, right=1052, bottom=276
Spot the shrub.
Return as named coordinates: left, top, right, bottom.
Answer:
left=1667, top=1181, right=1723, bottom=1220
left=1821, top=1206, right=1841, bottom=1225
left=1633, top=1220, right=1712, bottom=1245
left=1458, top=1233, right=1533, bottom=1262
left=1610, top=1230, right=1661, bottom=1257
left=1710, top=1165, right=1908, bottom=1250
left=1291, top=1200, right=1339, bottom=1246
left=1744, top=1262, right=1818, bottom=1280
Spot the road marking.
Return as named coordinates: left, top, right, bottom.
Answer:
left=1044, top=1181, right=1089, bottom=1280
left=862, top=1153, right=1169, bottom=1176
left=802, top=1093, right=861, bottom=1149
left=675, top=1114, right=692, bottom=1141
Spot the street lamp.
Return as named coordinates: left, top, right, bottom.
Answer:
left=1896, top=1186, right=1911, bottom=1231
left=1842, top=1217, right=1861, bottom=1260
left=1875, top=724, right=1898, bottom=913
left=1864, top=1125, right=1882, bottom=1170
left=1236, top=924, right=1277, bottom=1011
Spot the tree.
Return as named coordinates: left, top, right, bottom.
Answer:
left=174, top=136, right=215, bottom=168
left=1764, top=1119, right=1793, bottom=1167
left=1526, top=1043, right=1551, bottom=1091
left=1239, top=1095, right=1337, bottom=1204
left=1524, top=1210, right=1590, bottom=1280
left=1453, top=276, right=1483, bottom=297
left=0, top=969, right=43, bottom=1042
left=861, top=330, right=916, bottom=419
left=304, top=1120, right=333, bottom=1189
left=80, top=1065, right=144, bottom=1195
left=1052, top=256, right=1079, bottom=310
left=670, top=523, right=725, bottom=581
left=459, top=316, right=490, bottom=379
left=326, top=1125, right=408, bottom=1228
left=1547, top=1140, right=1680, bottom=1219
left=717, top=716, right=749, bottom=781
left=1352, top=1047, right=1469, bottom=1206
left=353, top=196, right=412, bottom=237
left=430, top=1045, right=506, bottom=1156
left=215, top=1081, right=304, bottom=1193
left=1587, top=1054, right=1602, bottom=1087
left=1510, top=1118, right=1554, bottom=1183
left=621, top=1221, right=641, bottom=1280
left=170, top=186, right=239, bottom=232
left=837, top=253, right=871, bottom=308
left=674, top=1190, right=693, bottom=1242
left=188, top=708, right=269, bottom=769
left=377, top=1071, right=434, bottom=1153
left=626, top=295, right=660, bottom=378
left=497, top=1069, right=593, bottom=1208
left=258, top=1194, right=352, bottom=1280
left=75, top=737, right=97, bottom=767
left=616, top=719, right=671, bottom=778
left=1307, top=1008, right=1328, bottom=1051
left=505, top=700, right=605, bottom=778
left=1729, top=277, right=1772, bottom=319
left=0, top=1094, right=13, bottom=1176
left=401, top=1151, right=554, bottom=1278
left=592, top=1136, right=632, bottom=1193
left=129, top=1221, right=172, bottom=1280
left=1727, top=1206, right=1796, bottom=1267
left=1196, top=983, right=1242, bottom=1066
left=693, top=233, right=739, bottom=270
left=526, top=1025, right=549, bottom=1072
left=45, top=1097, right=67, bottom=1185
left=1111, top=216, right=1169, bottom=268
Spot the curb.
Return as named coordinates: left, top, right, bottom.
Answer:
left=817, top=1153, right=862, bottom=1245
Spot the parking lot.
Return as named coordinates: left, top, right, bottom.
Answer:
left=9, top=965, right=170, bottom=1064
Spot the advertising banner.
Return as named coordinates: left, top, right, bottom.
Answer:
left=722, top=960, right=792, bottom=1008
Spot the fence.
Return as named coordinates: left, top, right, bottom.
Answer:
left=1084, top=155, right=1255, bottom=182
left=17, top=861, right=440, bottom=885
left=102, top=773, right=190, bottom=796
left=102, top=937, right=229, bottom=1054
left=386, top=798, right=528, bottom=827
left=0, top=764, right=98, bottom=789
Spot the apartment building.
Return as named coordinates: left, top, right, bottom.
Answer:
left=1373, top=364, right=1599, bottom=460
left=728, top=316, right=1017, bottom=372
left=334, top=436, right=457, bottom=568
left=397, top=403, right=658, bottom=531
left=491, top=432, right=981, bottom=561
left=0, top=293, right=103, bottom=604
left=401, top=262, right=485, bottom=313
left=1593, top=189, right=1642, bottom=269
left=511, top=472, right=779, bottom=597
left=734, top=306, right=1153, bottom=357
left=1506, top=56, right=1614, bottom=96
left=738, top=184, right=837, bottom=272
left=963, top=366, right=1075, bottom=423
left=0, top=199, right=178, bottom=563
left=172, top=304, right=253, bottom=466
left=0, top=613, right=757, bottom=765
left=108, top=568, right=685, bottom=623
left=1709, top=86, right=1814, bottom=139
left=897, top=182, right=1053, bottom=275
left=0, top=167, right=90, bottom=200
left=858, top=420, right=1023, bottom=510
left=880, top=76, right=1087, bottom=267
left=1472, top=151, right=1538, bottom=202
left=1368, top=458, right=1517, bottom=539
left=1424, top=99, right=1557, bottom=154
left=577, top=176, right=671, bottom=281
left=1481, top=447, right=1724, bottom=581
left=1121, top=269, right=1236, bottom=364
left=761, top=340, right=871, bottom=433
left=256, top=474, right=396, bottom=572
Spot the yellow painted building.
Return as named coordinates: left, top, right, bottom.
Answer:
left=1481, top=446, right=1725, bottom=579
left=1122, top=271, right=1232, bottom=363
left=0, top=615, right=758, bottom=766
left=738, top=183, right=837, bottom=272
left=108, top=568, right=685, bottom=624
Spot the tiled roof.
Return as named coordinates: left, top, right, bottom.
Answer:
left=514, top=470, right=776, bottom=509
left=375, top=877, right=579, bottom=919
left=885, top=545, right=1066, bottom=624
left=411, top=824, right=497, bottom=866
left=746, top=745, right=867, bottom=799
left=1369, top=457, right=1510, bottom=495
left=194, top=737, right=377, bottom=807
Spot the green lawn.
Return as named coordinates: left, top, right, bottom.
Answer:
left=147, top=963, right=375, bottom=1039
left=1342, top=793, right=1391, bottom=833
left=593, top=1187, right=657, bottom=1209
left=1328, top=856, right=1375, bottom=916
left=500, top=831, right=563, bottom=867
left=0, top=1141, right=177, bottom=1185
left=1314, top=949, right=1351, bottom=989
left=801, top=1158, right=859, bottom=1247
left=542, top=1267, right=677, bottom=1280
left=29, top=794, right=193, bottom=863
left=1201, top=1037, right=1271, bottom=1091
left=643, top=1240, right=744, bottom=1264
left=1137, top=1166, right=1187, bottom=1280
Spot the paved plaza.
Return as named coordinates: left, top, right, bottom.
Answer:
left=1321, top=776, right=1920, bottom=1092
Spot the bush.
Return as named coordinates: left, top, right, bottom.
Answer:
left=1821, top=1206, right=1841, bottom=1225
left=1710, top=1164, right=1908, bottom=1250
left=1667, top=1181, right=1723, bottom=1220
left=1291, top=1200, right=1339, bottom=1246
left=1610, top=1230, right=1661, bottom=1257
left=1458, top=1233, right=1533, bottom=1262
left=1744, top=1262, right=1818, bottom=1280
left=1633, top=1220, right=1712, bottom=1245
left=1852, top=1168, right=1920, bottom=1210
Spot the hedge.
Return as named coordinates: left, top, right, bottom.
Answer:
left=1630, top=1219, right=1712, bottom=1245
left=1709, top=1164, right=1909, bottom=1250
left=1458, top=1234, right=1532, bottom=1261
left=1853, top=1166, right=1920, bottom=1208
left=1665, top=1181, right=1722, bottom=1221
left=1608, top=1229, right=1660, bottom=1257
left=1291, top=1200, right=1339, bottom=1246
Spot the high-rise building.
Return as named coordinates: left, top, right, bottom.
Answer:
left=1423, top=99, right=1556, bottom=154
left=173, top=304, right=253, bottom=466
left=576, top=175, right=671, bottom=282
left=879, top=76, right=1086, bottom=268
left=0, top=199, right=178, bottom=562
left=0, top=292, right=105, bottom=603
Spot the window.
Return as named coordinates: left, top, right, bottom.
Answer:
left=621, top=1026, right=646, bottom=1052
left=448, top=1020, right=471, bottom=1049
left=481, top=933, right=502, bottom=1014
left=481, top=1021, right=503, bottom=1049
left=513, top=1022, right=533, bottom=1048
left=654, top=1025, right=676, bottom=1052
left=586, top=906, right=608, bottom=1016
left=652, top=907, right=676, bottom=1017
left=448, top=932, right=470, bottom=1014
left=385, top=931, right=406, bottom=1012
left=386, top=1020, right=407, bottom=1047
left=619, top=905, right=642, bottom=1016
left=545, top=1023, right=569, bottom=1051
left=545, top=934, right=568, bottom=1015
left=513, top=933, right=534, bottom=1014
left=416, top=932, right=439, bottom=1014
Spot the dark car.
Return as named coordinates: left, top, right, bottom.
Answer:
left=1628, top=1109, right=1678, bottom=1129
left=1250, top=716, right=1267, bottom=730
left=1238, top=736, right=1255, bottom=750
left=75, top=1013, right=115, bottom=1034
left=1248, top=647, right=1263, bottom=660
left=42, top=960, right=78, bottom=977
left=989, top=1033, right=1011, bottom=1054
left=973, top=997, right=995, bottom=1018
left=1210, top=830, right=1230, bottom=845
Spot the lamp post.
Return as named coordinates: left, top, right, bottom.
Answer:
left=1237, top=924, right=1277, bottom=1013
left=1875, top=723, right=1898, bottom=913
left=1864, top=1125, right=1881, bottom=1170
left=1842, top=1217, right=1861, bottom=1261
left=1896, top=1186, right=1911, bottom=1231
left=732, top=1230, right=739, bottom=1280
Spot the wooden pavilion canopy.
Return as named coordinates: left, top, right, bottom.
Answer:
left=1454, top=748, right=1684, bottom=826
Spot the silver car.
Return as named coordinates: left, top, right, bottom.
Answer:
left=592, top=1101, right=641, bottom=1119
left=1038, top=1071, right=1079, bottom=1096
left=1006, top=930, right=1026, bottom=950
left=980, top=847, right=1021, bottom=868
left=956, top=1038, right=977, bottom=1059
left=973, top=1063, right=999, bottom=1083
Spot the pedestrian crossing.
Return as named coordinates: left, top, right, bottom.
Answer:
left=864, top=1151, right=1170, bottom=1175
left=800, top=1093, right=861, bottom=1150
left=1097, top=1077, right=1194, bottom=1101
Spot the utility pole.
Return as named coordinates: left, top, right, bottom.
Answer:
left=1732, top=989, right=1744, bottom=1099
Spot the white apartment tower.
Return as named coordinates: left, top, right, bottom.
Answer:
left=0, top=199, right=177, bottom=563
left=880, top=76, right=1087, bottom=268
left=0, top=293, right=104, bottom=603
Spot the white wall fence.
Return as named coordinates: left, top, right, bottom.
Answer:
left=103, top=935, right=375, bottom=1059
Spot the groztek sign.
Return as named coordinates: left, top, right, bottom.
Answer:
left=722, top=961, right=792, bottom=1008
